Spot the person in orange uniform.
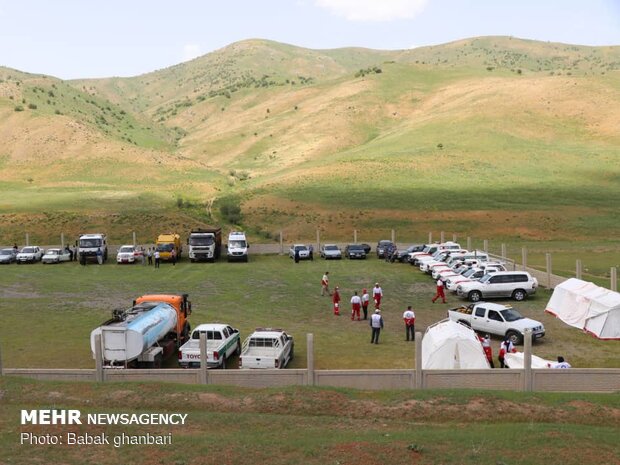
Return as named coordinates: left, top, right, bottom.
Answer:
left=332, top=286, right=341, bottom=315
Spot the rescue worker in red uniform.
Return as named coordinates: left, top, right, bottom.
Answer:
left=479, top=334, right=494, bottom=368
left=350, top=291, right=362, bottom=321
left=332, top=286, right=341, bottom=315
left=372, top=283, right=383, bottom=308
left=431, top=278, right=447, bottom=304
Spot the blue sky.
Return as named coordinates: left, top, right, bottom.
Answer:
left=1, top=0, right=619, bottom=79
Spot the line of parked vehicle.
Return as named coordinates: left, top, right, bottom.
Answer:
left=407, top=241, right=539, bottom=303
left=289, top=240, right=424, bottom=261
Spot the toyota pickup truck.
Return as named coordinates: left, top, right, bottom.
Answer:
left=177, top=323, right=241, bottom=369
left=239, top=328, right=294, bottom=369
left=447, top=302, right=545, bottom=345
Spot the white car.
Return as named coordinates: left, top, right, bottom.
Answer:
left=42, top=248, right=72, bottom=264
left=16, top=246, right=44, bottom=263
left=456, top=271, right=538, bottom=302
left=289, top=244, right=310, bottom=260
left=116, top=245, right=139, bottom=264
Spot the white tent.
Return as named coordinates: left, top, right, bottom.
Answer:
left=545, top=278, right=620, bottom=340
left=504, top=352, right=554, bottom=369
left=422, top=319, right=490, bottom=369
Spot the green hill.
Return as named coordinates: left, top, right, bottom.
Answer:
left=1, top=36, right=619, bottom=246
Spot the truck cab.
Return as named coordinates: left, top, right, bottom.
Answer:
left=188, top=228, right=222, bottom=262
left=78, top=233, right=107, bottom=263
left=156, top=233, right=182, bottom=261
left=226, top=231, right=249, bottom=262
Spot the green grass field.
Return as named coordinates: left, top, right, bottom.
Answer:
left=1, top=377, right=618, bottom=465
left=0, top=255, right=618, bottom=369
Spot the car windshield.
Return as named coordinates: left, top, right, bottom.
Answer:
left=47, top=249, right=60, bottom=255
left=119, top=246, right=134, bottom=253
left=156, top=243, right=174, bottom=252
left=189, top=236, right=214, bottom=246
left=80, top=238, right=102, bottom=247
left=500, top=308, right=524, bottom=322
left=229, top=240, right=246, bottom=248
left=0, top=250, right=12, bottom=255
left=348, top=245, right=363, bottom=250
left=294, top=246, right=307, bottom=251
left=479, top=274, right=493, bottom=283
left=21, top=247, right=36, bottom=253
left=463, top=268, right=478, bottom=278
left=325, top=245, right=338, bottom=251
left=378, top=241, right=392, bottom=247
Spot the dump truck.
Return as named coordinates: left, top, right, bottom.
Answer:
left=90, top=294, right=192, bottom=368
left=187, top=228, right=222, bottom=262
left=156, top=233, right=182, bottom=261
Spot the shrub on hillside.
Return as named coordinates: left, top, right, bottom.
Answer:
left=14, top=105, right=24, bottom=112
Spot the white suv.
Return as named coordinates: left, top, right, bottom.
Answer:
left=456, top=271, right=538, bottom=302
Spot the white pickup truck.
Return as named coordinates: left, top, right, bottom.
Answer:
left=239, top=328, right=294, bottom=369
left=447, top=302, right=545, bottom=345
left=177, top=323, right=241, bottom=369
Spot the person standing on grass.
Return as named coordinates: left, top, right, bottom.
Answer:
left=147, top=247, right=153, bottom=265
left=309, top=244, right=314, bottom=261
left=403, top=306, right=415, bottom=341
left=321, top=271, right=330, bottom=296
left=171, top=247, right=177, bottom=266
left=431, top=278, right=447, bottom=304
left=154, top=249, right=160, bottom=268
left=370, top=309, right=384, bottom=344
left=96, top=247, right=103, bottom=265
left=350, top=291, right=362, bottom=321
left=479, top=334, right=494, bottom=368
left=361, top=288, right=370, bottom=320
left=498, top=338, right=516, bottom=368
left=332, top=286, right=341, bottom=315
left=373, top=283, right=383, bottom=308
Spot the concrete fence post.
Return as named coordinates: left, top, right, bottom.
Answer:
left=522, top=247, right=528, bottom=271
left=523, top=329, right=533, bottom=392
left=61, top=233, right=65, bottom=249
left=501, top=243, right=507, bottom=259
left=279, top=231, right=283, bottom=255
left=546, top=253, right=552, bottom=289
left=428, top=232, right=432, bottom=244
left=316, top=230, right=320, bottom=251
left=576, top=259, right=582, bottom=280
left=483, top=239, right=488, bottom=253
left=354, top=229, right=357, bottom=243
left=0, top=340, right=4, bottom=376
left=611, top=267, right=618, bottom=292
left=391, top=229, right=395, bottom=243
left=467, top=236, right=472, bottom=251
left=452, top=233, right=457, bottom=242
left=26, top=233, right=29, bottom=246
left=307, top=333, right=315, bottom=386
left=440, top=231, right=445, bottom=243
left=200, top=332, right=208, bottom=385
left=94, top=334, right=104, bottom=382
left=415, top=332, right=423, bottom=389
left=132, top=231, right=137, bottom=247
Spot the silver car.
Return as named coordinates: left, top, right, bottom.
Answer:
left=320, top=244, right=342, bottom=260
left=0, top=248, right=17, bottom=264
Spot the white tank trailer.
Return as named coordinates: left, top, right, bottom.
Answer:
left=90, top=301, right=178, bottom=367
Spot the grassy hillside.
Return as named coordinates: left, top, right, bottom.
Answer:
left=1, top=37, right=620, bottom=250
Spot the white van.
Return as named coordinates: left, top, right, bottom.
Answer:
left=226, top=231, right=249, bottom=262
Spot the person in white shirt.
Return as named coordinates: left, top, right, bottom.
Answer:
left=370, top=309, right=384, bottom=344
left=321, top=272, right=330, bottom=296
left=431, top=278, right=446, bottom=304
left=402, top=306, right=415, bottom=341
left=548, top=356, right=571, bottom=369
left=361, top=288, right=370, bottom=320
left=350, top=291, right=362, bottom=321
left=372, top=283, right=383, bottom=308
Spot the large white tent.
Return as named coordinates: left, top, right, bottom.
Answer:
left=545, top=278, right=620, bottom=340
left=422, top=319, right=490, bottom=369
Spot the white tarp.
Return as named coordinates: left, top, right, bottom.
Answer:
left=422, top=319, right=490, bottom=369
left=504, top=352, right=554, bottom=369
left=545, top=278, right=620, bottom=340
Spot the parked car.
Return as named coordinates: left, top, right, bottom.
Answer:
left=116, top=245, right=140, bottom=264
left=344, top=244, right=367, bottom=259
left=239, top=328, right=294, bottom=369
left=320, top=244, right=342, bottom=260
left=289, top=244, right=311, bottom=260
left=376, top=240, right=394, bottom=258
left=178, top=323, right=241, bottom=369
left=448, top=302, right=545, bottom=344
left=395, top=244, right=425, bottom=262
left=0, top=248, right=17, bottom=264
left=41, top=248, right=72, bottom=264
left=16, top=246, right=44, bottom=263
left=456, top=271, right=538, bottom=302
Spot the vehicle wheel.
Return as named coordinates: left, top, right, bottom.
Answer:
left=152, top=354, right=163, bottom=369
left=506, top=330, right=523, bottom=345
left=468, top=291, right=482, bottom=302
left=458, top=320, right=471, bottom=328
left=512, top=289, right=527, bottom=301
left=221, top=355, right=227, bottom=369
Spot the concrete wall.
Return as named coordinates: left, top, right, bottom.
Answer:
left=4, top=368, right=620, bottom=392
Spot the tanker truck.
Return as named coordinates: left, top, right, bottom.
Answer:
left=90, top=294, right=192, bottom=368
